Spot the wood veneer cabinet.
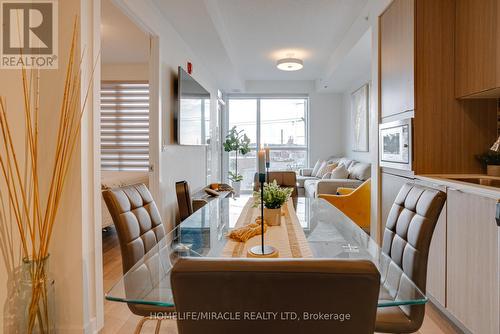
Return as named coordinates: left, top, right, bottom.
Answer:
left=380, top=0, right=414, bottom=118
left=379, top=0, right=497, bottom=174
left=455, top=0, right=500, bottom=98
left=446, top=189, right=499, bottom=334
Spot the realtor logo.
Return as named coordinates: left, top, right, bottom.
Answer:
left=0, top=0, right=58, bottom=69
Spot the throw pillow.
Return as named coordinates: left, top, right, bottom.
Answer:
left=311, top=160, right=324, bottom=177
left=348, top=162, right=371, bottom=180
left=313, top=161, right=327, bottom=177
left=316, top=162, right=338, bottom=178
left=322, top=172, right=332, bottom=179
left=330, top=164, right=349, bottom=179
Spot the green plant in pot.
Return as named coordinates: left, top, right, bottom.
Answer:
left=253, top=180, right=293, bottom=226
left=223, top=126, right=250, bottom=196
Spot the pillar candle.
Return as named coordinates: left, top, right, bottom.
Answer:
left=264, top=146, right=270, bottom=163
left=258, top=149, right=266, bottom=174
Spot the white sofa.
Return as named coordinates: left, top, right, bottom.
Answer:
left=298, top=157, right=371, bottom=198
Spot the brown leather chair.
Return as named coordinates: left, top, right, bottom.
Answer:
left=176, top=180, right=208, bottom=222
left=102, top=183, right=172, bottom=333
left=171, top=258, right=380, bottom=334
left=376, top=183, right=446, bottom=333
left=253, top=171, right=298, bottom=207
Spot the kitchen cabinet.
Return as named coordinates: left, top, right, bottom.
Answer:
left=380, top=172, right=413, bottom=226
left=379, top=0, right=497, bottom=174
left=455, top=0, right=500, bottom=98
left=380, top=0, right=414, bottom=118
left=446, top=189, right=499, bottom=334
left=414, top=179, right=447, bottom=307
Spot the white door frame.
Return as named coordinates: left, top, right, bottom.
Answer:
left=93, top=0, right=161, bottom=330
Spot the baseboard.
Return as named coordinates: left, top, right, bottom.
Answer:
left=428, top=296, right=472, bottom=334
left=56, top=317, right=98, bottom=334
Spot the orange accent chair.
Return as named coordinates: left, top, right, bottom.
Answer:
left=319, top=179, right=371, bottom=231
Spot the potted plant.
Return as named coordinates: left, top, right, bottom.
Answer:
left=253, top=180, right=293, bottom=226
left=223, top=126, right=250, bottom=196
left=477, top=150, right=500, bottom=176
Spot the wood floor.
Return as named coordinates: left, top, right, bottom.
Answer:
left=100, top=226, right=462, bottom=334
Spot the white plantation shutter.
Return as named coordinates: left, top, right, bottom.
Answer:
left=100, top=81, right=150, bottom=171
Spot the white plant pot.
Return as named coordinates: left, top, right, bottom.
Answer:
left=264, top=207, right=282, bottom=226
left=231, top=181, right=241, bottom=197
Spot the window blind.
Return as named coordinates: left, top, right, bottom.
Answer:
left=100, top=81, right=150, bottom=171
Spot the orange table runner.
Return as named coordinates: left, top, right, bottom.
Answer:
left=222, top=197, right=313, bottom=258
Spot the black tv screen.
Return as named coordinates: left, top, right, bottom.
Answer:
left=176, top=66, right=210, bottom=145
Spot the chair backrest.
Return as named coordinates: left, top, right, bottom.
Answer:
left=253, top=171, right=298, bottom=198
left=381, top=182, right=446, bottom=329
left=102, top=183, right=165, bottom=273
left=176, top=181, right=193, bottom=222
left=171, top=258, right=380, bottom=334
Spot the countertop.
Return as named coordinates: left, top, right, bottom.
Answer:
left=417, top=174, right=500, bottom=200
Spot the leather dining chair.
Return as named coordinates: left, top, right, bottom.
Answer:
left=102, top=183, right=172, bottom=334
left=175, top=180, right=208, bottom=222
left=253, top=171, right=299, bottom=207
left=171, top=258, right=381, bottom=334
left=376, top=183, right=446, bottom=333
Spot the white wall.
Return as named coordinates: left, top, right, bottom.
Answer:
left=114, top=0, right=220, bottom=231
left=0, top=1, right=101, bottom=332
left=243, top=80, right=344, bottom=166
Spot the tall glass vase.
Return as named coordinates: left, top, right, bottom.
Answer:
left=17, top=255, right=55, bottom=334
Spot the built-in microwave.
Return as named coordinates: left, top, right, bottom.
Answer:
left=379, top=118, right=412, bottom=171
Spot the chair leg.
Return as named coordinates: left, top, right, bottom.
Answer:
left=154, top=319, right=162, bottom=334
left=134, top=317, right=149, bottom=334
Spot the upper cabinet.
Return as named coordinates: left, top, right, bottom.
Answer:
left=380, top=0, right=414, bottom=118
left=455, top=0, right=500, bottom=98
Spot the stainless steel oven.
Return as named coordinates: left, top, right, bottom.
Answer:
left=379, top=118, right=412, bottom=171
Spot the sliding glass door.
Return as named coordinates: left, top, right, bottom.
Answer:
left=226, top=96, right=308, bottom=192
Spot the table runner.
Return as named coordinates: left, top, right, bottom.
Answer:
left=222, top=197, right=313, bottom=258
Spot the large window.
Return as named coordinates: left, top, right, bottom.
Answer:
left=100, top=81, right=150, bottom=171
left=227, top=97, right=308, bottom=191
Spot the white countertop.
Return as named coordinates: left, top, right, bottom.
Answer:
left=417, top=174, right=500, bottom=200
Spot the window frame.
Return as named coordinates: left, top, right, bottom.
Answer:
left=224, top=94, right=310, bottom=185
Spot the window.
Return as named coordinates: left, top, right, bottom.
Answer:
left=226, top=97, right=308, bottom=191
left=100, top=81, right=150, bottom=171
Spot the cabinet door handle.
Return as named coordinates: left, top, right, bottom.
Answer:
left=496, top=202, right=500, bottom=227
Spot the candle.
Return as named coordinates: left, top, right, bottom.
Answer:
left=264, top=146, right=270, bottom=163
left=258, top=149, right=266, bottom=174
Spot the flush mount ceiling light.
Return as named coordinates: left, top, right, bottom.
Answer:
left=277, top=58, right=303, bottom=71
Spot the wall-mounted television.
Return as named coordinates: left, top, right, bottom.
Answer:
left=175, top=66, right=210, bottom=145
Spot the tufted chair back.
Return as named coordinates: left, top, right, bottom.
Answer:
left=376, top=183, right=446, bottom=333
left=103, top=183, right=166, bottom=273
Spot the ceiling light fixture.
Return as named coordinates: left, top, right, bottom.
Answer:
left=277, top=58, right=303, bottom=71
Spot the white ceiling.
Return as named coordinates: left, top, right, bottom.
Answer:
left=153, top=0, right=373, bottom=92
left=101, top=0, right=149, bottom=64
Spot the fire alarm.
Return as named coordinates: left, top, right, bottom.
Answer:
left=187, top=62, right=192, bottom=74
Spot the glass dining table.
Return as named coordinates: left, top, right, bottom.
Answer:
left=106, top=196, right=427, bottom=308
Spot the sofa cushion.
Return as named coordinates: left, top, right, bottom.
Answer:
left=316, top=162, right=338, bottom=178
left=304, top=179, right=319, bottom=198
left=338, top=158, right=355, bottom=169
left=311, top=160, right=324, bottom=177
left=348, top=162, right=371, bottom=181
left=297, top=175, right=317, bottom=188
left=330, top=164, right=349, bottom=179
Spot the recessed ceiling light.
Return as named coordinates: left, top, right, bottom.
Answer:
left=277, top=58, right=303, bottom=71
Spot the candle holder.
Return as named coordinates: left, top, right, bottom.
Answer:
left=248, top=172, right=279, bottom=258
left=265, top=162, right=270, bottom=183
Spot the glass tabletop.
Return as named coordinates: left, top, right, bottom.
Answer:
left=106, top=197, right=427, bottom=308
